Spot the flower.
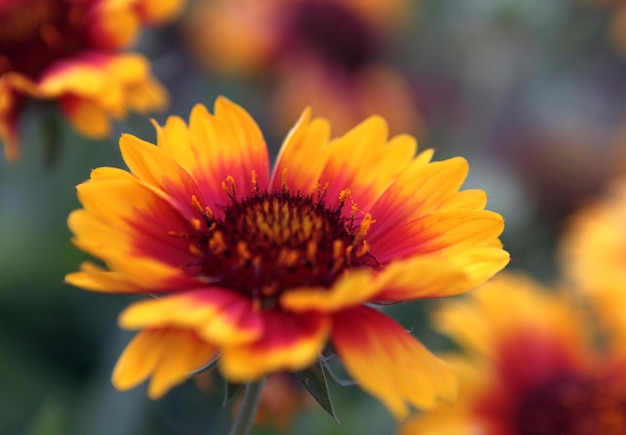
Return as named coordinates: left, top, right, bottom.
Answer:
left=560, top=178, right=626, bottom=348
left=402, top=273, right=626, bottom=434
left=66, top=96, right=509, bottom=419
left=185, top=0, right=422, bottom=136
left=0, top=0, right=184, bottom=161
left=238, top=373, right=316, bottom=431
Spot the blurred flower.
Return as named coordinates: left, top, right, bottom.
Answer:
left=195, top=371, right=314, bottom=431
left=0, top=0, right=184, bottom=161
left=402, top=273, right=626, bottom=434
left=561, top=178, right=626, bottom=348
left=185, top=0, right=421, bottom=136
left=66, top=97, right=508, bottom=419
left=239, top=373, right=315, bottom=431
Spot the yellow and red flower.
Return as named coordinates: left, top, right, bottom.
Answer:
left=66, top=97, right=508, bottom=419
left=402, top=273, right=626, bottom=434
left=561, top=178, right=626, bottom=350
left=185, top=0, right=421, bottom=136
left=0, top=0, right=184, bottom=161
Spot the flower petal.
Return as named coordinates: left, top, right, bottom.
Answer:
left=373, top=250, right=510, bottom=302
left=118, top=289, right=263, bottom=346
left=133, top=0, right=185, bottom=24
left=219, top=310, right=330, bottom=382
left=112, top=328, right=216, bottom=399
left=366, top=156, right=471, bottom=247
left=269, top=108, right=332, bottom=193
left=190, top=98, right=270, bottom=205
left=331, top=306, right=457, bottom=419
left=150, top=99, right=270, bottom=216
left=317, top=117, right=417, bottom=217
left=371, top=209, right=506, bottom=264
left=65, top=261, right=144, bottom=293
left=119, top=133, right=208, bottom=220
left=69, top=178, right=201, bottom=291
left=281, top=270, right=383, bottom=313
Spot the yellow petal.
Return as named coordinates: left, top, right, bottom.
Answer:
left=112, top=328, right=216, bottom=399
left=331, top=306, right=457, bottom=419
left=281, top=270, right=382, bottom=313
left=270, top=108, right=332, bottom=193
left=118, top=289, right=263, bottom=346
left=219, top=310, right=330, bottom=382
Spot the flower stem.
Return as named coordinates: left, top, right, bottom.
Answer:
left=228, top=378, right=267, bottom=435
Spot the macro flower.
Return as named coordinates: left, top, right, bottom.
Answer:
left=0, top=0, right=184, bottom=161
left=66, top=96, right=508, bottom=419
left=402, top=273, right=626, bottom=434
left=185, top=0, right=421, bottom=136
left=561, top=178, right=626, bottom=347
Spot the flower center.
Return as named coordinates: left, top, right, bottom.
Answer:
left=278, top=0, right=377, bottom=72
left=516, top=375, right=626, bottom=435
left=0, top=0, right=89, bottom=77
left=180, top=183, right=378, bottom=308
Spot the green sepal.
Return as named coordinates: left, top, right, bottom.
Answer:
left=188, top=354, right=219, bottom=376
left=297, top=359, right=339, bottom=422
left=223, top=381, right=244, bottom=407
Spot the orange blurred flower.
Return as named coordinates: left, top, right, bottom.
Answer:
left=238, top=374, right=315, bottom=431
left=0, top=0, right=184, bottom=161
left=561, top=178, right=626, bottom=350
left=185, top=0, right=421, bottom=136
left=66, top=97, right=508, bottom=419
left=402, top=273, right=626, bottom=434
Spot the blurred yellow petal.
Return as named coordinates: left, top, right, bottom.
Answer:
left=219, top=310, right=330, bottom=382
left=112, top=328, right=216, bottom=398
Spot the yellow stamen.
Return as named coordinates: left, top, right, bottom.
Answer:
left=222, top=175, right=237, bottom=199
left=236, top=241, right=252, bottom=266
left=251, top=170, right=258, bottom=193
left=281, top=168, right=289, bottom=192
left=189, top=243, right=204, bottom=258
left=307, top=241, right=318, bottom=263
left=353, top=213, right=375, bottom=245
left=191, top=218, right=203, bottom=232
left=191, top=195, right=204, bottom=215
left=333, top=239, right=345, bottom=262
left=317, top=181, right=329, bottom=201
left=209, top=231, right=227, bottom=254
left=338, top=188, right=351, bottom=205
left=278, top=248, right=300, bottom=268
left=356, top=240, right=370, bottom=258
left=191, top=195, right=214, bottom=224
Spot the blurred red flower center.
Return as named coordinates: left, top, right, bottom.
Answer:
left=183, top=188, right=378, bottom=307
left=280, top=0, right=377, bottom=72
left=0, top=0, right=88, bottom=77
left=517, top=375, right=626, bottom=435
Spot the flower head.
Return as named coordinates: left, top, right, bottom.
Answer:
left=0, top=0, right=184, bottom=161
left=402, top=273, right=626, bottom=434
left=561, top=178, right=626, bottom=351
left=185, top=0, right=421, bottom=136
left=66, top=97, right=508, bottom=419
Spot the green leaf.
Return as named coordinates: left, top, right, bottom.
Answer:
left=297, top=359, right=339, bottom=421
left=223, top=380, right=244, bottom=406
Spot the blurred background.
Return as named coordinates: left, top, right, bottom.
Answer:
left=2, top=0, right=626, bottom=433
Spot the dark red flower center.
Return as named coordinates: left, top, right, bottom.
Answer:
left=179, top=183, right=378, bottom=308
left=516, top=374, right=626, bottom=435
left=0, top=0, right=91, bottom=77
left=277, top=0, right=378, bottom=72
